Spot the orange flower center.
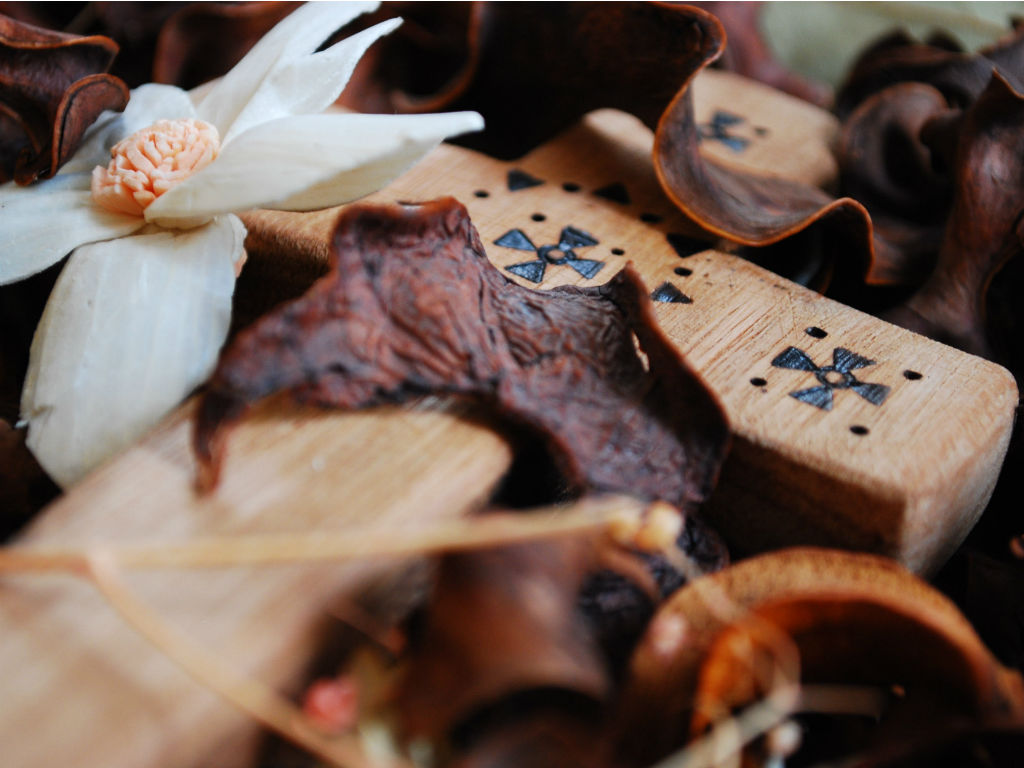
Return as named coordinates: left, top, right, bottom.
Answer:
left=92, top=118, right=220, bottom=217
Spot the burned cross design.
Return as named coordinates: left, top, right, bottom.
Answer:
left=494, top=225, right=604, bottom=283
left=771, top=346, right=891, bottom=411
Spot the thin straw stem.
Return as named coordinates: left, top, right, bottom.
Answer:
left=0, top=494, right=640, bottom=574
left=83, top=552, right=400, bottom=768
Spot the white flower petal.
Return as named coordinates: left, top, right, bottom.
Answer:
left=196, top=1, right=379, bottom=137
left=222, top=18, right=401, bottom=143
left=58, top=84, right=196, bottom=175
left=144, top=111, right=484, bottom=224
left=21, top=215, right=244, bottom=487
left=0, top=178, right=145, bottom=285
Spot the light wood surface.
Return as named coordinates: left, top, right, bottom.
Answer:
left=242, top=103, right=1016, bottom=575
left=1, top=399, right=512, bottom=768
left=0, top=70, right=1015, bottom=767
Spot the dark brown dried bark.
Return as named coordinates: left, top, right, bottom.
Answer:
left=0, top=420, right=57, bottom=538
left=0, top=13, right=128, bottom=184
left=834, top=82, right=954, bottom=285
left=195, top=198, right=730, bottom=519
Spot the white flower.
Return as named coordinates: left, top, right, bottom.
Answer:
left=0, top=2, right=483, bottom=487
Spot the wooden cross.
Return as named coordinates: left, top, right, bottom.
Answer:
left=0, top=71, right=1016, bottom=767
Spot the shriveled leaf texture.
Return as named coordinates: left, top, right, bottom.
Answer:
left=0, top=14, right=128, bottom=184
left=194, top=198, right=730, bottom=519
left=333, top=2, right=905, bottom=288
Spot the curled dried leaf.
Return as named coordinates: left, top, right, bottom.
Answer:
left=884, top=72, right=1024, bottom=363
left=835, top=82, right=953, bottom=284
left=0, top=3, right=299, bottom=89
left=340, top=3, right=727, bottom=160
left=614, top=548, right=1024, bottom=765
left=835, top=24, right=1024, bottom=118
left=0, top=14, right=128, bottom=183
left=194, top=197, right=730, bottom=518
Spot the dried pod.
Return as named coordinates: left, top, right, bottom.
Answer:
left=614, top=548, right=1024, bottom=765
left=0, top=14, right=128, bottom=183
left=194, top=197, right=730, bottom=519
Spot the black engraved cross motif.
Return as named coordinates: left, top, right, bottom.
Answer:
left=771, top=347, right=891, bottom=411
left=494, top=225, right=604, bottom=283
left=698, top=110, right=750, bottom=152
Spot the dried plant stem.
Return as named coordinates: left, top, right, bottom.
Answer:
left=651, top=683, right=887, bottom=768
left=83, top=552, right=384, bottom=768
left=0, top=494, right=640, bottom=574
left=0, top=495, right=645, bottom=767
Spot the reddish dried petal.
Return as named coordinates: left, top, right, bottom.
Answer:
left=194, top=198, right=729, bottom=517
left=0, top=13, right=128, bottom=184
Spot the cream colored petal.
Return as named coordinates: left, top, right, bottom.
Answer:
left=222, top=18, right=401, bottom=143
left=58, top=84, right=196, bottom=175
left=21, top=215, right=244, bottom=487
left=144, top=111, right=484, bottom=224
left=0, top=178, right=145, bottom=285
left=196, top=1, right=378, bottom=137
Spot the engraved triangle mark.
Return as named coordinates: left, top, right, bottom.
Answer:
left=651, top=282, right=692, bottom=304
left=507, top=169, right=544, bottom=191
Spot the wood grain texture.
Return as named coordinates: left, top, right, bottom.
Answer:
left=0, top=398, right=511, bottom=768
left=0, top=72, right=1015, bottom=767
